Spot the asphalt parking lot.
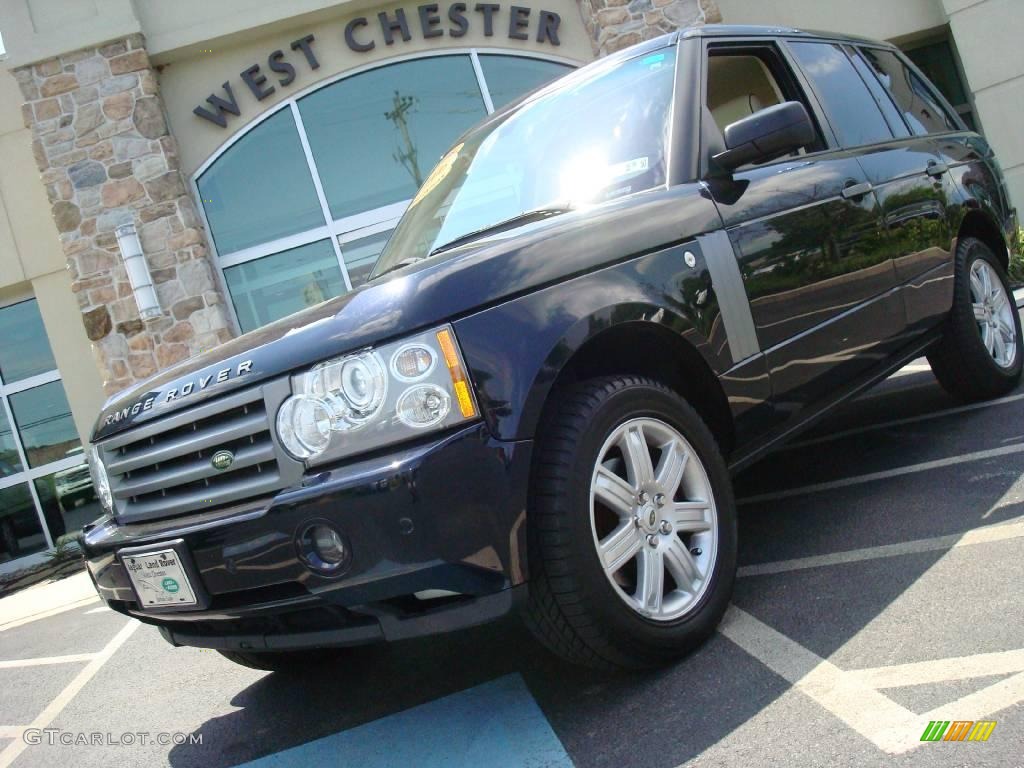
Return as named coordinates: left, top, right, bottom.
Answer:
left=2, top=347, right=1023, bottom=767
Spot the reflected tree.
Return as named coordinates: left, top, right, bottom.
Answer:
left=385, top=91, right=424, bottom=189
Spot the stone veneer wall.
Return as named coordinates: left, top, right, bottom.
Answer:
left=577, top=0, right=722, bottom=55
left=13, top=34, right=233, bottom=396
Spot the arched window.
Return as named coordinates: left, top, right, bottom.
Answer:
left=194, top=51, right=576, bottom=333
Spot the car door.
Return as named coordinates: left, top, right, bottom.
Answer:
left=701, top=39, right=904, bottom=422
left=851, top=44, right=961, bottom=332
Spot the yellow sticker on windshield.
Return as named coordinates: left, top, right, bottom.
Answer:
left=410, top=143, right=463, bottom=208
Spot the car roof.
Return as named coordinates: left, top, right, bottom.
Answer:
left=679, top=24, right=893, bottom=48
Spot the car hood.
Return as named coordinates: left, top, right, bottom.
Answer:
left=92, top=186, right=713, bottom=442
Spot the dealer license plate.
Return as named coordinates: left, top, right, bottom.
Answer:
left=122, top=548, right=198, bottom=609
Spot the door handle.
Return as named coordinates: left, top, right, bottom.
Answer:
left=841, top=181, right=873, bottom=200
left=927, top=161, right=949, bottom=178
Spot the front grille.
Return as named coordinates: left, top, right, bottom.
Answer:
left=99, top=381, right=302, bottom=524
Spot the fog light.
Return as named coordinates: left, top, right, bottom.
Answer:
left=297, top=521, right=351, bottom=575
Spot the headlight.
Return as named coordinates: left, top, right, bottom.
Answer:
left=275, top=325, right=479, bottom=464
left=86, top=445, right=113, bottom=512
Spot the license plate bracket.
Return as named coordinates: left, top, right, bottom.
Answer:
left=118, top=539, right=209, bottom=612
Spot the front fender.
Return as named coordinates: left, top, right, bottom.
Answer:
left=454, top=242, right=729, bottom=441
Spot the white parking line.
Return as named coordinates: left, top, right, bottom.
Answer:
left=0, top=653, right=97, bottom=670
left=717, top=606, right=1024, bottom=756
left=848, top=648, right=1024, bottom=688
left=717, top=606, right=922, bottom=754
left=782, top=391, right=1024, bottom=451
left=738, top=442, right=1024, bottom=505
left=889, top=363, right=933, bottom=378
left=738, top=520, right=1024, bottom=577
left=0, top=620, right=138, bottom=768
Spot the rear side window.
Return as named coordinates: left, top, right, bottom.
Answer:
left=788, top=42, right=893, bottom=148
left=858, top=47, right=958, bottom=136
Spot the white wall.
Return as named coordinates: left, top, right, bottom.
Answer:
left=715, top=0, right=947, bottom=43
left=941, top=0, right=1024, bottom=211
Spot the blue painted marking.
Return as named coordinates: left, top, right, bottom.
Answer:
left=233, top=673, right=573, bottom=768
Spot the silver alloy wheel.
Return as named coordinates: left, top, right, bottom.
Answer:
left=970, top=259, right=1017, bottom=369
left=589, top=417, right=718, bottom=621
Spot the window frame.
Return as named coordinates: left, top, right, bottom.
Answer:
left=0, top=296, right=89, bottom=562
left=781, top=39, right=897, bottom=151
left=696, top=37, right=838, bottom=180
left=191, top=48, right=580, bottom=335
left=853, top=43, right=969, bottom=138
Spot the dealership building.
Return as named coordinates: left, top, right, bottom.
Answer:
left=0, top=0, right=1019, bottom=569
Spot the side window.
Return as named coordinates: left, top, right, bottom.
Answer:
left=844, top=46, right=911, bottom=139
left=858, top=47, right=958, bottom=136
left=706, top=46, right=826, bottom=159
left=788, top=42, right=893, bottom=148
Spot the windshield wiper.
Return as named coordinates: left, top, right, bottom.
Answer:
left=429, top=204, right=574, bottom=258
left=373, top=204, right=573, bottom=281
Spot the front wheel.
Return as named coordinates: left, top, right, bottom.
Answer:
left=928, top=237, right=1022, bottom=401
left=524, top=375, right=737, bottom=669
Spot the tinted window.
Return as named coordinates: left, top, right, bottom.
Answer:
left=8, top=381, right=79, bottom=469
left=0, top=484, right=46, bottom=562
left=0, top=406, right=21, bottom=477
left=299, top=56, right=487, bottom=221
left=224, top=239, right=345, bottom=333
left=789, top=42, right=892, bottom=147
left=478, top=55, right=574, bottom=110
left=859, top=48, right=958, bottom=135
left=846, top=47, right=910, bottom=139
left=0, top=299, right=57, bottom=383
left=197, top=109, right=324, bottom=255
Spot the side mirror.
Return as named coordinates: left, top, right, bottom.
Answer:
left=712, top=101, right=816, bottom=173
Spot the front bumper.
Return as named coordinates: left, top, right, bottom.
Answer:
left=81, top=423, right=532, bottom=652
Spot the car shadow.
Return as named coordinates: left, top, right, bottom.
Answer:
left=169, top=372, right=1024, bottom=768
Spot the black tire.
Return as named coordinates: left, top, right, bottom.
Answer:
left=217, top=648, right=345, bottom=673
left=928, top=237, right=1023, bottom=401
left=524, top=375, right=737, bottom=670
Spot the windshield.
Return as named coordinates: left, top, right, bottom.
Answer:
left=372, top=46, right=677, bottom=277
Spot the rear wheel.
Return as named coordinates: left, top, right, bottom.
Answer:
left=524, top=375, right=736, bottom=669
left=928, top=237, right=1022, bottom=401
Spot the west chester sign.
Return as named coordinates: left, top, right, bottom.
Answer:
left=193, top=3, right=563, bottom=127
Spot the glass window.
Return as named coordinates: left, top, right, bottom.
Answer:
left=377, top=48, right=677, bottom=274
left=0, top=407, right=21, bottom=477
left=197, top=109, right=324, bottom=255
left=0, top=484, right=46, bottom=563
left=35, top=459, right=98, bottom=544
left=846, top=47, right=911, bottom=139
left=789, top=42, right=892, bottom=147
left=225, top=239, right=345, bottom=333
left=340, top=229, right=395, bottom=289
left=859, top=47, right=958, bottom=136
left=299, top=56, right=488, bottom=221
left=8, top=381, right=79, bottom=469
left=0, top=299, right=57, bottom=383
left=198, top=54, right=578, bottom=334
left=904, top=39, right=972, bottom=128
left=478, top=55, right=574, bottom=110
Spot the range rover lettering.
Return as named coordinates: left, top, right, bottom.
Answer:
left=80, top=26, right=1020, bottom=671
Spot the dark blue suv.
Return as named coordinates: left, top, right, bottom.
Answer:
left=81, top=26, right=1019, bottom=670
